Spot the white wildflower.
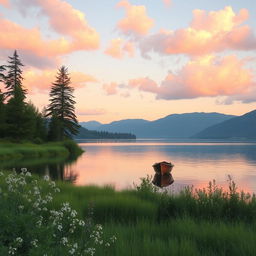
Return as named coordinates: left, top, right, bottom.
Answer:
left=43, top=175, right=50, bottom=181
left=31, top=239, right=38, bottom=247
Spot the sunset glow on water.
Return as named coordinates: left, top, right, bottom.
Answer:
left=65, top=140, right=256, bottom=193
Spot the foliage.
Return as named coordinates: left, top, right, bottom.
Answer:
left=76, top=127, right=136, bottom=139
left=0, top=170, right=116, bottom=255
left=46, top=66, right=80, bottom=141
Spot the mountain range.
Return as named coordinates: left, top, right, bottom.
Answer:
left=193, top=110, right=256, bottom=139
left=80, top=112, right=236, bottom=138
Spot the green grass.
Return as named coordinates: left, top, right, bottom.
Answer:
left=100, top=219, right=256, bottom=256
left=1, top=171, right=256, bottom=255
left=0, top=140, right=83, bottom=161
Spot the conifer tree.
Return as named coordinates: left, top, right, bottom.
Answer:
left=0, top=64, right=6, bottom=137
left=4, top=51, right=28, bottom=140
left=5, top=50, right=27, bottom=99
left=0, top=65, right=5, bottom=84
left=46, top=66, right=79, bottom=140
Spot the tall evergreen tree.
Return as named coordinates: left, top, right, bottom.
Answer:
left=0, top=64, right=5, bottom=84
left=0, top=64, right=6, bottom=137
left=4, top=51, right=28, bottom=140
left=46, top=66, right=79, bottom=140
left=5, top=50, right=26, bottom=99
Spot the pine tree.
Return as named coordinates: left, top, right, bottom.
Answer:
left=0, top=64, right=5, bottom=84
left=4, top=51, right=28, bottom=140
left=5, top=50, right=26, bottom=99
left=46, top=66, right=79, bottom=140
left=0, top=92, right=6, bottom=138
left=0, top=64, right=6, bottom=137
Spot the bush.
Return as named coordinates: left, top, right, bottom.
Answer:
left=0, top=170, right=116, bottom=255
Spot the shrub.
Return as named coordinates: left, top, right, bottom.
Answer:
left=0, top=169, right=116, bottom=255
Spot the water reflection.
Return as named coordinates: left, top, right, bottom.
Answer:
left=74, top=140, right=256, bottom=193
left=152, top=173, right=174, bottom=188
left=2, top=140, right=256, bottom=193
left=0, top=156, right=80, bottom=183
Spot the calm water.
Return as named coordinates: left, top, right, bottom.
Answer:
left=2, top=139, right=256, bottom=193
left=72, top=139, right=256, bottom=193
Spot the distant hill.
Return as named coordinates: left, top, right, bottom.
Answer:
left=80, top=112, right=235, bottom=138
left=80, top=121, right=102, bottom=130
left=75, top=126, right=136, bottom=139
left=193, top=110, right=256, bottom=139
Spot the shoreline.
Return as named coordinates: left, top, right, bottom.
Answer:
left=0, top=140, right=83, bottom=161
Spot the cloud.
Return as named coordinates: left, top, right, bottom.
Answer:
left=140, top=6, right=255, bottom=57
left=127, top=55, right=254, bottom=100
left=77, top=109, right=106, bottom=116
left=104, top=38, right=134, bottom=58
left=33, top=0, right=99, bottom=51
left=0, top=0, right=9, bottom=7
left=162, top=0, right=171, bottom=7
left=0, top=0, right=99, bottom=68
left=24, top=68, right=98, bottom=93
left=117, top=0, right=154, bottom=36
left=102, top=82, right=119, bottom=95
left=128, top=77, right=158, bottom=93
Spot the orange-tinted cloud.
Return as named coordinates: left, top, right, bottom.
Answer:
left=0, top=0, right=9, bottom=7
left=104, top=38, right=134, bottom=58
left=0, top=0, right=99, bottom=67
left=102, top=82, right=119, bottom=95
left=117, top=0, right=154, bottom=36
left=24, top=68, right=97, bottom=93
left=0, top=18, right=71, bottom=57
left=127, top=55, right=254, bottom=100
left=140, top=6, right=255, bottom=57
left=128, top=77, right=158, bottom=93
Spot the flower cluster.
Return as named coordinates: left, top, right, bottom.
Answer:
left=0, top=169, right=116, bottom=255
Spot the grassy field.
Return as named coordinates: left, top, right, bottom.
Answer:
left=0, top=140, right=83, bottom=161
left=0, top=171, right=256, bottom=255
left=53, top=179, right=256, bottom=255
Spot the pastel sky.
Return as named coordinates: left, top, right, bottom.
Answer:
left=1, top=0, right=256, bottom=123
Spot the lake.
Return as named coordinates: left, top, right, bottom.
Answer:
left=71, top=139, right=256, bottom=193
left=2, top=139, right=256, bottom=193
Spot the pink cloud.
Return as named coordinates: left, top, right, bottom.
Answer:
left=0, top=0, right=99, bottom=68
left=24, top=68, right=97, bottom=93
left=0, top=0, right=9, bottom=7
left=140, top=6, right=256, bottom=57
left=117, top=0, right=154, bottom=36
left=102, top=82, right=119, bottom=95
left=104, top=38, right=134, bottom=58
left=163, top=0, right=171, bottom=7
left=128, top=77, right=158, bottom=93
left=34, top=0, right=99, bottom=51
left=127, top=55, right=254, bottom=100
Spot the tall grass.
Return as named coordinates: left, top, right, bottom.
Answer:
left=1, top=171, right=256, bottom=255
left=100, top=218, right=256, bottom=256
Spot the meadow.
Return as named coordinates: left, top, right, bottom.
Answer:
left=1, top=170, right=256, bottom=255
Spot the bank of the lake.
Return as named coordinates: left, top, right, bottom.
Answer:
left=1, top=170, right=256, bottom=255
left=0, top=140, right=83, bottom=161
left=46, top=179, right=256, bottom=255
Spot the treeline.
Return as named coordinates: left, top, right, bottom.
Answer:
left=76, top=127, right=136, bottom=139
left=0, top=50, right=79, bottom=142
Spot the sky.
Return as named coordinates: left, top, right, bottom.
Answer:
left=0, top=0, right=256, bottom=123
